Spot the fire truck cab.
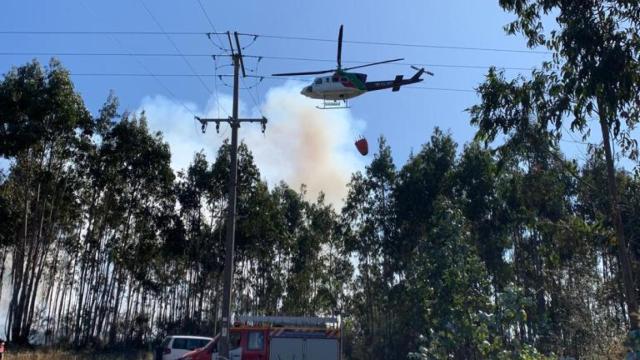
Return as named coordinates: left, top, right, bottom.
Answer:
left=179, top=316, right=341, bottom=360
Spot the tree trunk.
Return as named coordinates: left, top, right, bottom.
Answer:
left=598, top=103, right=638, bottom=330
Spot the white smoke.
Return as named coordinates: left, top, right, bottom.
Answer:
left=0, top=253, right=11, bottom=340
left=140, top=82, right=366, bottom=207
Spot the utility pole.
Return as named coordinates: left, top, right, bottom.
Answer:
left=197, top=31, right=267, bottom=359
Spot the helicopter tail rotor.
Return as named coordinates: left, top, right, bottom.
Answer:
left=411, top=65, right=434, bottom=77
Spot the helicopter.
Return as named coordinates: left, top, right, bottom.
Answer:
left=272, top=25, right=433, bottom=109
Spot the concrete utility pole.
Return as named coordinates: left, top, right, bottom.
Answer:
left=197, top=31, right=267, bottom=360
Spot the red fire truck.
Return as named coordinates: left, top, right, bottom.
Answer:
left=178, top=316, right=341, bottom=360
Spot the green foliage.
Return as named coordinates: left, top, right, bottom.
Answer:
left=469, top=0, right=640, bottom=353
left=1, top=57, right=638, bottom=358
left=404, top=198, right=492, bottom=359
left=0, top=59, right=93, bottom=157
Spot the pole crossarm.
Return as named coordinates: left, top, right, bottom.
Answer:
left=195, top=116, right=267, bottom=133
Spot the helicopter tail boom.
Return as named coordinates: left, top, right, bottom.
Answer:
left=366, top=77, right=420, bottom=92
left=365, top=67, right=431, bottom=92
left=411, top=68, right=425, bottom=81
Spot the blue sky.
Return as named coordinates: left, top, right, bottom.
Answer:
left=2, top=0, right=602, bottom=202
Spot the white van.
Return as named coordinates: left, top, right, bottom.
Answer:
left=157, top=335, right=213, bottom=360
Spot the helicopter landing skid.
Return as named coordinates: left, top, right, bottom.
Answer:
left=316, top=99, right=349, bottom=110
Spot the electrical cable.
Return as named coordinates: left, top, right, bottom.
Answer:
left=241, top=76, right=266, bottom=118
left=0, top=30, right=551, bottom=55
left=195, top=0, right=230, bottom=54
left=240, top=70, right=267, bottom=119
left=0, top=51, right=535, bottom=72
left=78, top=0, right=198, bottom=117
left=251, top=57, right=266, bottom=107
left=237, top=32, right=552, bottom=55
left=193, top=0, right=230, bottom=118
left=219, top=74, right=476, bottom=92
left=238, top=35, right=259, bottom=51
left=67, top=72, right=475, bottom=93
left=212, top=55, right=231, bottom=119
left=249, top=55, right=535, bottom=71
left=0, top=51, right=212, bottom=57
left=138, top=0, right=213, bottom=94
left=0, top=30, right=209, bottom=35
left=217, top=75, right=263, bottom=91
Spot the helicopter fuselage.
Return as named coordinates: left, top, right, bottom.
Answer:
left=300, top=68, right=426, bottom=103
left=301, top=72, right=368, bottom=100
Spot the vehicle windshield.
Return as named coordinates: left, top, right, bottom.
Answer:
left=172, top=337, right=210, bottom=350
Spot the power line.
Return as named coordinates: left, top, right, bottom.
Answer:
left=217, top=75, right=263, bottom=90
left=248, top=56, right=266, bottom=108
left=0, top=51, right=212, bottom=57
left=560, top=124, right=597, bottom=165
left=195, top=0, right=229, bottom=53
left=195, top=1, right=220, bottom=38
left=193, top=0, right=230, bottom=118
left=138, top=0, right=213, bottom=94
left=253, top=55, right=535, bottom=71
left=238, top=32, right=552, bottom=55
left=548, top=146, right=597, bottom=191
left=0, top=30, right=211, bottom=35
left=67, top=72, right=476, bottom=93
left=0, top=30, right=551, bottom=55
left=222, top=74, right=476, bottom=92
left=71, top=72, right=212, bottom=77
left=241, top=76, right=266, bottom=117
left=77, top=0, right=198, bottom=117
left=406, top=86, right=475, bottom=93
left=213, top=53, right=230, bottom=120
left=0, top=52, right=535, bottom=71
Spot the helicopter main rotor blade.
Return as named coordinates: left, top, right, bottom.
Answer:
left=272, top=57, right=404, bottom=76
left=342, top=58, right=404, bottom=71
left=337, top=25, right=343, bottom=70
left=272, top=69, right=336, bottom=76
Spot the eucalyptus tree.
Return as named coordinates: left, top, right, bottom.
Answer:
left=75, top=111, right=175, bottom=345
left=392, top=129, right=457, bottom=270
left=0, top=60, right=94, bottom=343
left=341, top=137, right=398, bottom=359
left=405, top=197, right=494, bottom=360
left=454, top=143, right=512, bottom=291
left=308, top=194, right=352, bottom=317
left=471, top=0, right=640, bottom=329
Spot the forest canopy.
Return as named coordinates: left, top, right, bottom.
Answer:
left=0, top=56, right=638, bottom=359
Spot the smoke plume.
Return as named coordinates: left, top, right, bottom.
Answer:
left=140, top=82, right=366, bottom=207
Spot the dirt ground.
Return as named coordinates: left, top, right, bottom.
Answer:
left=2, top=349, right=153, bottom=360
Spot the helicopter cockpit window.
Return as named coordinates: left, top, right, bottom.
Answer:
left=340, top=77, right=347, bottom=82
left=325, top=78, right=330, bottom=83
left=315, top=79, right=322, bottom=85
left=332, top=77, right=339, bottom=82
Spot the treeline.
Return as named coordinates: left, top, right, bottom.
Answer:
left=2, top=1, right=640, bottom=358
left=0, top=60, right=353, bottom=348
left=0, top=59, right=638, bottom=359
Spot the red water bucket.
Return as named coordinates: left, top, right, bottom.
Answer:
left=355, top=138, right=369, bottom=156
